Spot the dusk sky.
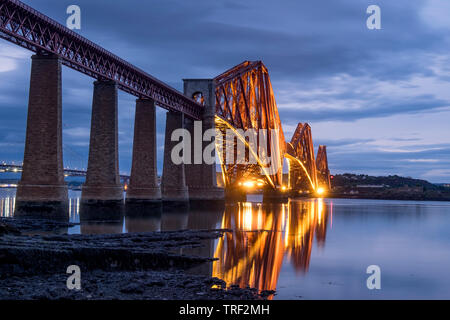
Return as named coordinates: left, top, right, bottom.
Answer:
left=1, top=0, right=450, bottom=182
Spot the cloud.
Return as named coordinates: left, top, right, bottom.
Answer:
left=420, top=0, right=450, bottom=30
left=0, top=44, right=29, bottom=73
left=276, top=56, right=450, bottom=123
left=405, top=159, right=441, bottom=163
left=422, top=169, right=450, bottom=180
left=64, top=127, right=90, bottom=139
left=313, top=138, right=375, bottom=148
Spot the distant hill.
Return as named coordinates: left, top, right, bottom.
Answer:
left=330, top=173, right=450, bottom=201
left=332, top=173, right=440, bottom=190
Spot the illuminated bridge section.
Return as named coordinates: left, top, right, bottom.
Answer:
left=214, top=61, right=286, bottom=189
left=212, top=199, right=330, bottom=298
left=213, top=61, right=330, bottom=194
left=286, top=123, right=318, bottom=192
left=316, top=145, right=331, bottom=190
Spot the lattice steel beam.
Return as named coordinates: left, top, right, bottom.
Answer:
left=287, top=123, right=318, bottom=190
left=0, top=0, right=203, bottom=119
left=316, top=145, right=331, bottom=189
left=214, top=61, right=286, bottom=187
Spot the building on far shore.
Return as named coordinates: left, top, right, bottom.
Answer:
left=355, top=185, right=386, bottom=194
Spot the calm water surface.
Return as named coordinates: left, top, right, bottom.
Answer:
left=1, top=188, right=450, bottom=299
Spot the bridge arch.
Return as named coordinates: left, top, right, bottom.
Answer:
left=213, top=62, right=330, bottom=195
left=214, top=61, right=286, bottom=189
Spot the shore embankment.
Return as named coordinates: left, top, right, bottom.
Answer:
left=0, top=218, right=269, bottom=300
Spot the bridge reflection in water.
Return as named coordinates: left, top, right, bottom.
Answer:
left=212, top=200, right=330, bottom=298
left=0, top=189, right=330, bottom=297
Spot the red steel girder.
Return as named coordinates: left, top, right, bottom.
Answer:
left=0, top=0, right=203, bottom=119
left=286, top=123, right=318, bottom=190
left=214, top=61, right=286, bottom=187
left=316, top=145, right=331, bottom=189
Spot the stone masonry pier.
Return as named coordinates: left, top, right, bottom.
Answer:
left=126, top=99, right=162, bottom=205
left=15, top=54, right=68, bottom=220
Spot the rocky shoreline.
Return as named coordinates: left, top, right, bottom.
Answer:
left=0, top=218, right=270, bottom=300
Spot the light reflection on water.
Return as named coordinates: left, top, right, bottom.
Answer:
left=1, top=188, right=450, bottom=299
left=0, top=188, right=16, bottom=217
left=212, top=200, right=330, bottom=298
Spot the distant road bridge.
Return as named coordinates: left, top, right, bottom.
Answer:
left=0, top=0, right=330, bottom=219
left=0, top=163, right=130, bottom=180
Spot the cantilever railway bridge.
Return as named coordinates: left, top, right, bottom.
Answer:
left=214, top=61, right=330, bottom=193
left=0, top=0, right=330, bottom=208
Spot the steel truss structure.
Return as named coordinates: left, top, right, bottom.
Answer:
left=286, top=123, right=318, bottom=191
left=214, top=61, right=331, bottom=192
left=316, top=145, right=331, bottom=189
left=0, top=0, right=331, bottom=192
left=0, top=0, right=202, bottom=119
left=214, top=61, right=286, bottom=188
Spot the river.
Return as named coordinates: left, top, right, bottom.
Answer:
left=1, top=188, right=450, bottom=299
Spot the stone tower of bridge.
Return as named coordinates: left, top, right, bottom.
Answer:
left=182, top=79, right=224, bottom=206
left=15, top=54, right=68, bottom=220
left=161, top=110, right=190, bottom=208
left=126, top=98, right=162, bottom=205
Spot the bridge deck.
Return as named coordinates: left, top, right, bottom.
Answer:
left=0, top=0, right=203, bottom=119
